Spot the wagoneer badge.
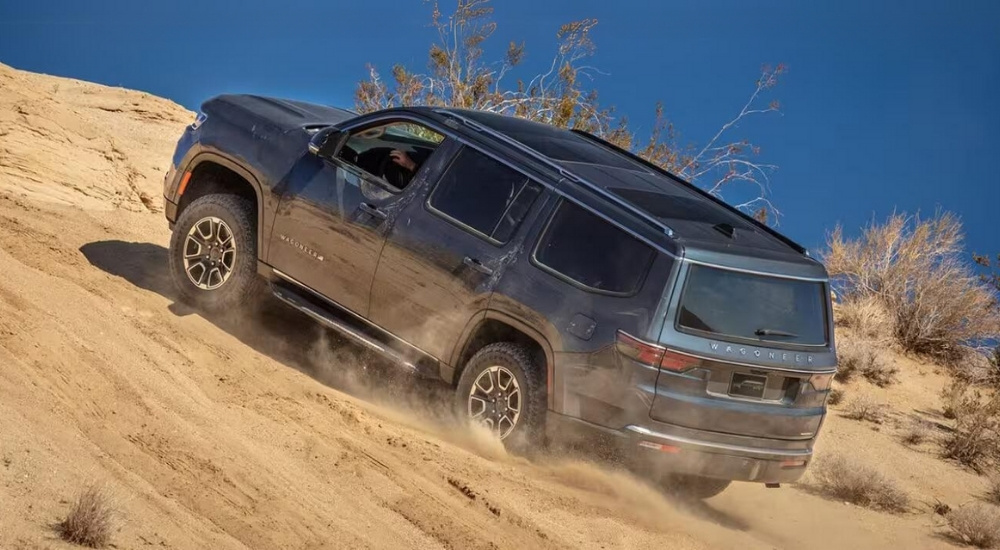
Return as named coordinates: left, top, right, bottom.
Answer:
left=279, top=234, right=325, bottom=262
left=709, top=341, right=814, bottom=364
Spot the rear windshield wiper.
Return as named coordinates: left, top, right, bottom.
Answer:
left=754, top=328, right=798, bottom=338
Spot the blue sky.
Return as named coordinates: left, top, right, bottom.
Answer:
left=1, top=0, right=998, bottom=258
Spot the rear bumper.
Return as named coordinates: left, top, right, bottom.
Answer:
left=547, top=412, right=812, bottom=484
left=623, top=424, right=811, bottom=483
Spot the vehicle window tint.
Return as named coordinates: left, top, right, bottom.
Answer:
left=429, top=147, right=541, bottom=242
left=492, top=180, right=542, bottom=243
left=535, top=201, right=654, bottom=294
left=677, top=265, right=828, bottom=346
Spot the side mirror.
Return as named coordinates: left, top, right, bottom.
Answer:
left=308, top=127, right=344, bottom=158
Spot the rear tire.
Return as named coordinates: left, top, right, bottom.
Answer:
left=169, top=194, right=262, bottom=311
left=661, top=474, right=731, bottom=500
left=454, top=343, right=546, bottom=448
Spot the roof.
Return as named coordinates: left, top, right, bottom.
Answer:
left=435, top=108, right=813, bottom=262
left=559, top=162, right=791, bottom=254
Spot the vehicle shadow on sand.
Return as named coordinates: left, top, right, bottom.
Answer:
left=78, top=239, right=451, bottom=410
left=80, top=238, right=754, bottom=533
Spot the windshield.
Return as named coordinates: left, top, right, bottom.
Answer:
left=676, top=264, right=828, bottom=346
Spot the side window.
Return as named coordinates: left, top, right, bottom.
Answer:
left=334, top=121, right=445, bottom=192
left=428, top=147, right=542, bottom=243
left=534, top=201, right=654, bottom=294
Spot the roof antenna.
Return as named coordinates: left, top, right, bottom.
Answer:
left=713, top=223, right=736, bottom=239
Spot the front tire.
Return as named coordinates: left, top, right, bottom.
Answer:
left=169, top=194, right=262, bottom=311
left=454, top=343, right=546, bottom=446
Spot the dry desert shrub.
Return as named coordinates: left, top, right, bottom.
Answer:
left=827, top=387, right=845, bottom=406
left=56, top=485, right=114, bottom=548
left=824, top=212, right=1000, bottom=365
left=836, top=295, right=893, bottom=341
left=843, top=393, right=889, bottom=424
left=941, top=383, right=1000, bottom=473
left=811, top=453, right=910, bottom=512
left=901, top=419, right=934, bottom=446
left=943, top=380, right=971, bottom=420
left=986, top=475, right=1000, bottom=506
left=835, top=336, right=898, bottom=387
left=958, top=348, right=1000, bottom=387
left=948, top=503, right=1000, bottom=548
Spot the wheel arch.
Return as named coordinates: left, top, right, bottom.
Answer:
left=451, top=312, right=555, bottom=408
left=177, top=152, right=266, bottom=257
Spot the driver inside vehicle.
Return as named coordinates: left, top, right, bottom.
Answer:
left=338, top=122, right=444, bottom=192
left=389, top=148, right=431, bottom=185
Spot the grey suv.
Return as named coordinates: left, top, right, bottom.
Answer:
left=162, top=95, right=837, bottom=499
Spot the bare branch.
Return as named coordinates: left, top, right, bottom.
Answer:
left=354, top=1, right=786, bottom=222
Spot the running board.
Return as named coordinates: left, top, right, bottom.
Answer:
left=270, top=283, right=424, bottom=373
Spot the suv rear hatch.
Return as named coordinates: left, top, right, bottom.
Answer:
left=648, top=260, right=835, bottom=441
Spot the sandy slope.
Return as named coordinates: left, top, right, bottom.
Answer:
left=0, top=63, right=190, bottom=213
left=0, top=62, right=984, bottom=549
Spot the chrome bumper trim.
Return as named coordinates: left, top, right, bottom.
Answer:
left=625, top=425, right=812, bottom=459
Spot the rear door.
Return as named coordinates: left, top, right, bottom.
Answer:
left=651, top=262, right=836, bottom=440
left=267, top=119, right=448, bottom=316
left=368, top=146, right=545, bottom=360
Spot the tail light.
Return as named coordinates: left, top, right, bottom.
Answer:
left=659, top=349, right=702, bottom=372
left=615, top=331, right=701, bottom=372
left=638, top=441, right=681, bottom=454
left=615, top=331, right=664, bottom=365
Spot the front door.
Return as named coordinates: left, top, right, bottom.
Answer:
left=369, top=145, right=546, bottom=360
left=267, top=119, right=448, bottom=315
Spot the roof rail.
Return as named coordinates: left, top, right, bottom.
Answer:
left=569, top=128, right=810, bottom=256
left=434, top=109, right=676, bottom=238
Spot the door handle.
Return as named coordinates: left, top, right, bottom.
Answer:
left=359, top=202, right=387, bottom=220
left=463, top=256, right=494, bottom=276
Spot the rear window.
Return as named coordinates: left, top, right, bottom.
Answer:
left=534, top=201, right=654, bottom=294
left=677, top=265, right=828, bottom=346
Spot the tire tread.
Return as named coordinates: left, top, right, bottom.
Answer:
left=168, top=193, right=262, bottom=310
left=456, top=342, right=547, bottom=446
